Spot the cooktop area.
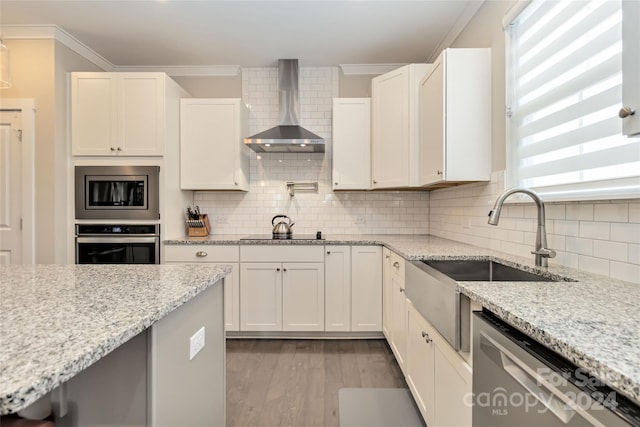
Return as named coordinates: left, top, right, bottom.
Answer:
left=240, top=234, right=325, bottom=241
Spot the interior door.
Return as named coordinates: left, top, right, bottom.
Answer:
left=0, top=110, right=22, bottom=264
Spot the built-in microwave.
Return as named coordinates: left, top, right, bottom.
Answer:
left=75, top=165, right=160, bottom=220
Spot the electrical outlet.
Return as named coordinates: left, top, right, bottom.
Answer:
left=354, top=216, right=366, bottom=224
left=189, top=326, right=205, bottom=360
left=216, top=216, right=228, bottom=224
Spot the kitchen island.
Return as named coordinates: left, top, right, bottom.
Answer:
left=165, top=234, right=640, bottom=407
left=0, top=263, right=230, bottom=426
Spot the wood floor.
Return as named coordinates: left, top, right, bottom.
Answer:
left=226, top=339, right=406, bottom=427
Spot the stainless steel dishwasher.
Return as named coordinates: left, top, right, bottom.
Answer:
left=473, top=311, right=640, bottom=426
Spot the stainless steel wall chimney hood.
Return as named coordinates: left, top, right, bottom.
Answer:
left=244, top=59, right=325, bottom=153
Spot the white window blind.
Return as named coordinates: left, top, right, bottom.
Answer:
left=506, top=0, right=640, bottom=201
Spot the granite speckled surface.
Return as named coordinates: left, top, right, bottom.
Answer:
left=0, top=263, right=230, bottom=415
left=165, top=234, right=640, bottom=404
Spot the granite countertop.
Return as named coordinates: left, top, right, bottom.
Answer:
left=165, top=234, right=640, bottom=405
left=0, top=263, right=231, bottom=415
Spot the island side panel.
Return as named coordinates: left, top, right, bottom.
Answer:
left=51, top=331, right=148, bottom=427
left=148, top=278, right=225, bottom=427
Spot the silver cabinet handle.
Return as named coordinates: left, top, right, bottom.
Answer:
left=195, top=251, right=208, bottom=257
left=437, top=170, right=443, bottom=175
left=373, top=180, right=377, bottom=184
left=327, top=251, right=331, bottom=255
left=334, top=182, right=338, bottom=186
left=276, top=267, right=280, bottom=272
left=234, top=182, right=239, bottom=186
left=399, top=288, right=405, bottom=293
left=422, top=331, right=432, bottom=343
left=283, top=268, right=287, bottom=272
left=385, top=254, right=390, bottom=259
left=110, top=147, right=116, bottom=151
left=393, top=261, right=400, bottom=268
left=619, top=106, right=636, bottom=118
left=117, top=147, right=122, bottom=151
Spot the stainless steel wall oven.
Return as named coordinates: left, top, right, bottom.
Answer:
left=75, top=165, right=160, bottom=220
left=75, top=224, right=160, bottom=264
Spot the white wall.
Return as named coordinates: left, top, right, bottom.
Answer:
left=192, top=66, right=430, bottom=236
left=428, top=1, right=640, bottom=284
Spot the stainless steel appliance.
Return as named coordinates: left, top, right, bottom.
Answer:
left=75, top=224, right=160, bottom=264
left=244, top=59, right=325, bottom=153
left=75, top=165, right=160, bottom=220
left=271, top=215, right=295, bottom=237
left=473, top=310, right=640, bottom=427
left=405, top=260, right=470, bottom=352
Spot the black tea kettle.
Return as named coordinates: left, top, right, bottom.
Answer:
left=272, top=215, right=295, bottom=237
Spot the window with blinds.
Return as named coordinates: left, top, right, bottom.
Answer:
left=506, top=0, right=640, bottom=201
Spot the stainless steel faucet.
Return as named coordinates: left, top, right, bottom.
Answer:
left=488, top=187, right=556, bottom=267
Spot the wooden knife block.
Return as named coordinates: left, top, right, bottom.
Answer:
left=186, top=214, right=211, bottom=237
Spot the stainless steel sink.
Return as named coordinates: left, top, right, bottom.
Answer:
left=421, top=260, right=558, bottom=282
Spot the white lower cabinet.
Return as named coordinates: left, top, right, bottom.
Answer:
left=389, top=251, right=408, bottom=371
left=163, top=244, right=240, bottom=331
left=351, top=246, right=383, bottom=331
left=325, top=246, right=351, bottom=331
left=406, top=301, right=472, bottom=427
left=382, top=247, right=392, bottom=340
left=325, top=245, right=383, bottom=332
left=239, top=245, right=325, bottom=332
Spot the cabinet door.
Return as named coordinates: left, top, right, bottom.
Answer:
left=419, top=60, right=445, bottom=186
left=71, top=73, right=117, bottom=155
left=180, top=99, right=249, bottom=190
left=389, top=252, right=407, bottom=369
left=332, top=98, right=371, bottom=190
left=282, top=263, right=325, bottom=332
left=434, top=338, right=472, bottom=427
left=622, top=0, right=640, bottom=136
left=118, top=73, right=165, bottom=155
left=240, top=263, right=282, bottom=331
left=325, top=246, right=351, bottom=332
left=371, top=68, right=410, bottom=188
left=382, top=248, right=392, bottom=340
left=224, top=262, right=240, bottom=332
left=407, top=302, right=435, bottom=427
left=351, top=246, right=382, bottom=332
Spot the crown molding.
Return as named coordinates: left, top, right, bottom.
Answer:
left=116, top=65, right=241, bottom=77
left=0, top=24, right=241, bottom=77
left=339, top=63, right=407, bottom=76
left=426, top=0, right=485, bottom=63
left=0, top=24, right=116, bottom=71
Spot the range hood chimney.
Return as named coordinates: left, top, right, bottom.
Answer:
left=244, top=59, right=325, bottom=153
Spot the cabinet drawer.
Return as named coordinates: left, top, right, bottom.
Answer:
left=240, top=245, right=325, bottom=262
left=164, top=245, right=239, bottom=262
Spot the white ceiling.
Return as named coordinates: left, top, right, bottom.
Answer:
left=0, top=1, right=481, bottom=69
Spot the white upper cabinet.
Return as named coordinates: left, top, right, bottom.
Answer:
left=71, top=73, right=167, bottom=156
left=180, top=99, right=249, bottom=191
left=332, top=98, right=371, bottom=190
left=622, top=0, right=640, bottom=136
left=418, top=48, right=491, bottom=187
left=371, top=64, right=431, bottom=189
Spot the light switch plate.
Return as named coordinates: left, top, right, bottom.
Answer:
left=189, top=326, right=205, bottom=360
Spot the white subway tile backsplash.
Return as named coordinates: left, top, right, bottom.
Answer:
left=593, top=240, right=628, bottom=262
left=579, top=221, right=610, bottom=240
left=578, top=255, right=610, bottom=276
left=611, top=223, right=640, bottom=244
left=594, top=203, right=629, bottom=223
left=195, top=66, right=430, bottom=236
left=428, top=173, right=640, bottom=284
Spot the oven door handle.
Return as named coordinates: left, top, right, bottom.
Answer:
left=76, top=236, right=159, bottom=244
